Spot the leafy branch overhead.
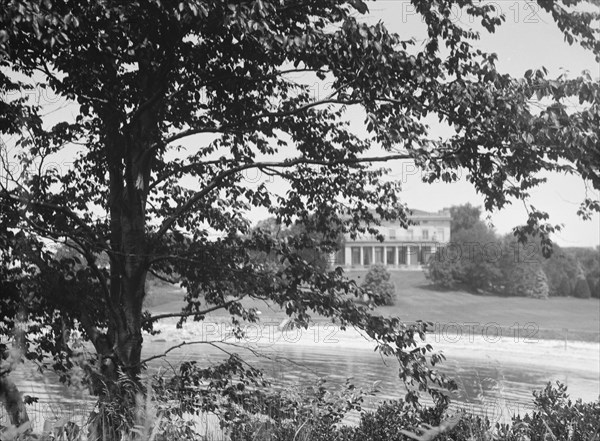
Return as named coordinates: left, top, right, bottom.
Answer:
left=0, top=0, right=599, bottom=436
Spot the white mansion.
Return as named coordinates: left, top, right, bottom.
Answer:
left=334, top=209, right=451, bottom=269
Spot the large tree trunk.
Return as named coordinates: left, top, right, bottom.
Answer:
left=100, top=116, right=151, bottom=373
left=87, top=210, right=147, bottom=441
left=87, top=111, right=155, bottom=440
left=0, top=375, right=29, bottom=428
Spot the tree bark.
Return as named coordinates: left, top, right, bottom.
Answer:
left=0, top=375, right=29, bottom=428
left=86, top=108, right=155, bottom=440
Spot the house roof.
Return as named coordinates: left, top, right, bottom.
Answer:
left=408, top=208, right=452, bottom=221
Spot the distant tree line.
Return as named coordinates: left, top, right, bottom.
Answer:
left=426, top=204, right=599, bottom=299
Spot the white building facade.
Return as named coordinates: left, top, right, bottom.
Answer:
left=335, top=209, right=451, bottom=270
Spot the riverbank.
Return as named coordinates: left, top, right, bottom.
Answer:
left=146, top=318, right=600, bottom=375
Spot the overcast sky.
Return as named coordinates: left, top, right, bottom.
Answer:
left=359, top=0, right=600, bottom=247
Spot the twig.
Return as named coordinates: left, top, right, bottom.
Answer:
left=144, top=295, right=247, bottom=325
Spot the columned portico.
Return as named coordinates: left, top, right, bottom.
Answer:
left=342, top=243, right=439, bottom=270
left=338, top=208, right=451, bottom=271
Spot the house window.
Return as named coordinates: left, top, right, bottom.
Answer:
left=363, top=247, right=373, bottom=266
left=386, top=247, right=396, bottom=265
left=389, top=229, right=396, bottom=239
left=437, top=229, right=445, bottom=242
left=422, top=229, right=429, bottom=240
left=374, top=247, right=384, bottom=264
left=351, top=247, right=361, bottom=266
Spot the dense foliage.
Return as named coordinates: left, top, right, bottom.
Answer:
left=497, top=238, right=550, bottom=299
left=227, top=381, right=600, bottom=441
left=534, top=245, right=598, bottom=298
left=1, top=0, right=599, bottom=438
left=426, top=218, right=502, bottom=294
left=252, top=216, right=344, bottom=273
left=566, top=247, right=600, bottom=298
left=427, top=205, right=597, bottom=299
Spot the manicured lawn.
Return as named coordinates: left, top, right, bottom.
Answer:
left=351, top=270, right=600, bottom=342
left=146, top=271, right=600, bottom=342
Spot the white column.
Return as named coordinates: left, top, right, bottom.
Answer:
left=344, top=246, right=352, bottom=267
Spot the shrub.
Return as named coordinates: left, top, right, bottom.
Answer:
left=425, top=254, right=457, bottom=289
left=556, top=276, right=573, bottom=297
left=511, top=265, right=549, bottom=299
left=349, top=382, right=598, bottom=441
left=426, top=225, right=503, bottom=294
left=350, top=399, right=446, bottom=441
left=573, top=277, right=591, bottom=298
left=362, top=265, right=396, bottom=305
left=588, top=275, right=600, bottom=299
left=541, top=248, right=579, bottom=296
left=531, top=267, right=550, bottom=299
left=228, top=379, right=364, bottom=441
left=199, top=380, right=600, bottom=441
left=512, top=381, right=600, bottom=441
left=568, top=247, right=600, bottom=297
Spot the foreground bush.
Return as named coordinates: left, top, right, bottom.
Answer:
left=228, top=379, right=364, bottom=441
left=1, top=380, right=596, bottom=441
left=227, top=381, right=599, bottom=441
left=511, top=382, right=600, bottom=441
left=358, top=382, right=599, bottom=441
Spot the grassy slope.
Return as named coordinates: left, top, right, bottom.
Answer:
left=354, top=270, right=600, bottom=342
left=146, top=271, right=600, bottom=342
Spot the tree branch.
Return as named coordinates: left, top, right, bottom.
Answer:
left=79, top=309, right=103, bottom=351
left=138, top=340, right=261, bottom=372
left=144, top=295, right=246, bottom=325
left=38, top=63, right=110, bottom=105
left=161, top=98, right=361, bottom=146
left=139, top=340, right=215, bottom=366
left=67, top=237, right=116, bottom=320
left=12, top=213, right=118, bottom=328
left=155, top=153, right=411, bottom=238
left=148, top=268, right=179, bottom=285
left=149, top=157, right=238, bottom=191
left=3, top=193, right=109, bottom=254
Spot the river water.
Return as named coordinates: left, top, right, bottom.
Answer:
left=4, top=319, right=599, bottom=434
